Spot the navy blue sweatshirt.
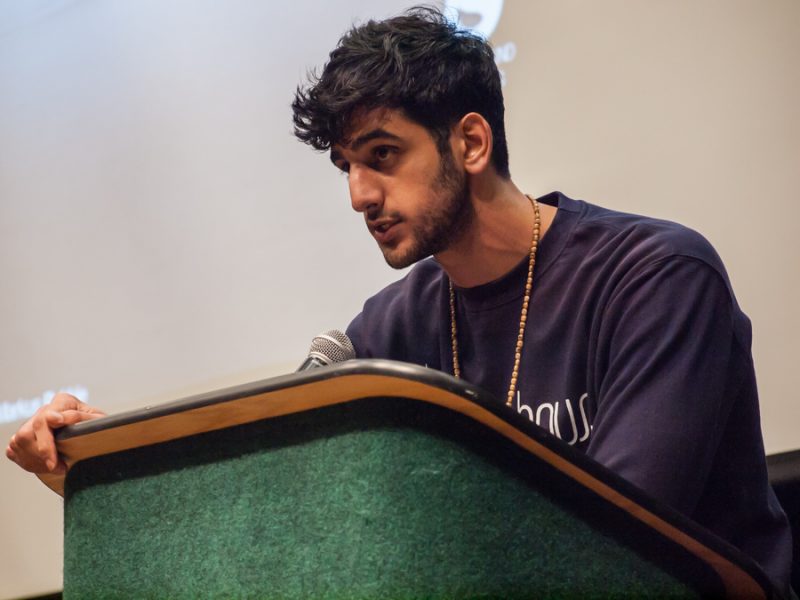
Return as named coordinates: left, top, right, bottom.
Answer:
left=347, top=192, right=793, bottom=591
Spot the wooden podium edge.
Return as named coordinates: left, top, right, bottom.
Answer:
left=51, top=359, right=769, bottom=599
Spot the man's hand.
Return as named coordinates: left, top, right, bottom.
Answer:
left=5, top=393, right=106, bottom=475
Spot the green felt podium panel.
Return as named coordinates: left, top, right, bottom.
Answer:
left=58, top=362, right=773, bottom=599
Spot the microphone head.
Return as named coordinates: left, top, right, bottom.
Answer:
left=307, top=329, right=356, bottom=365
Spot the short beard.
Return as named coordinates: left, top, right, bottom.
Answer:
left=382, top=150, right=473, bottom=269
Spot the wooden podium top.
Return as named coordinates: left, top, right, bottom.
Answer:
left=49, top=360, right=773, bottom=599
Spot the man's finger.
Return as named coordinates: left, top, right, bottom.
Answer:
left=7, top=437, right=41, bottom=472
left=8, top=433, right=25, bottom=459
left=59, top=409, right=106, bottom=426
left=42, top=410, right=66, bottom=428
left=48, top=393, right=82, bottom=410
left=31, top=414, right=57, bottom=471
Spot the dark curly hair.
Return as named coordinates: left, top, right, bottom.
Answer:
left=292, top=6, right=510, bottom=178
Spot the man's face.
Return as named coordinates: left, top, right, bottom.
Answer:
left=331, top=109, right=473, bottom=269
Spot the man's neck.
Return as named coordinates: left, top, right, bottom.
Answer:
left=435, top=180, right=557, bottom=288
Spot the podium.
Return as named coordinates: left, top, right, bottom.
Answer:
left=51, top=360, right=776, bottom=598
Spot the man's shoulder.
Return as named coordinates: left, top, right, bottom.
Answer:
left=541, top=192, right=735, bottom=306
left=348, top=258, right=445, bottom=331
left=346, top=258, right=445, bottom=361
left=561, top=194, right=725, bottom=272
left=361, top=258, right=445, bottom=310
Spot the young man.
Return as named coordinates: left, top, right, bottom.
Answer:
left=7, top=6, right=793, bottom=593
left=291, top=7, right=793, bottom=592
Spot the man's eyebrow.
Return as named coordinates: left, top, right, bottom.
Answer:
left=349, top=128, right=402, bottom=151
left=330, top=128, right=402, bottom=167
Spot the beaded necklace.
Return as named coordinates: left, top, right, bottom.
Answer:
left=448, top=195, right=541, bottom=407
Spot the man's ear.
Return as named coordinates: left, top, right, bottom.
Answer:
left=456, top=112, right=493, bottom=175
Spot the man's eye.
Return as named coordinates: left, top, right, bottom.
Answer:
left=374, top=146, right=394, bottom=161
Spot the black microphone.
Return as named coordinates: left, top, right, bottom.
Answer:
left=297, top=329, right=356, bottom=371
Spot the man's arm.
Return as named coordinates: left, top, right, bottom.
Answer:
left=6, top=393, right=106, bottom=475
left=583, top=252, right=795, bottom=591
left=586, top=255, right=746, bottom=514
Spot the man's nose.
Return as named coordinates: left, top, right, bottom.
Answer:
left=348, top=165, right=382, bottom=214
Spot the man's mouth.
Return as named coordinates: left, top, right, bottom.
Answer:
left=369, top=218, right=401, bottom=243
